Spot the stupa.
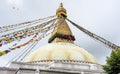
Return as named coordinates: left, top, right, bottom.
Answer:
left=0, top=3, right=104, bottom=74
left=24, top=3, right=97, bottom=64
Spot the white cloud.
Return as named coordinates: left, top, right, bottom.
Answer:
left=7, top=0, right=23, bottom=7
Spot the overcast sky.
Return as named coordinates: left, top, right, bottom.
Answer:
left=0, top=0, right=120, bottom=66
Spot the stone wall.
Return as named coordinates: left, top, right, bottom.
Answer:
left=0, top=61, right=105, bottom=74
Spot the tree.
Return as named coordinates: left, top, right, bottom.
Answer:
left=103, top=49, right=120, bottom=74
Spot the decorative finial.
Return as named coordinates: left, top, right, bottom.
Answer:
left=60, top=2, right=63, bottom=7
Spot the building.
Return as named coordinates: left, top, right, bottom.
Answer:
left=0, top=3, right=105, bottom=74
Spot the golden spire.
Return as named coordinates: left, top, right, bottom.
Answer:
left=48, top=3, right=75, bottom=43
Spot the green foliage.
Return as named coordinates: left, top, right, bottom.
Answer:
left=103, top=49, right=120, bottom=74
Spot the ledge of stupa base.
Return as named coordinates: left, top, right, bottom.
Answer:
left=7, top=61, right=105, bottom=73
